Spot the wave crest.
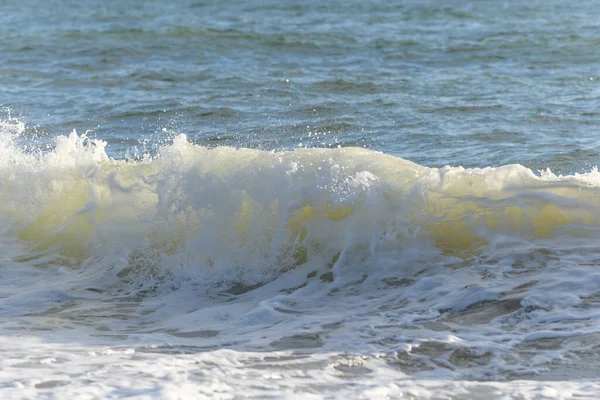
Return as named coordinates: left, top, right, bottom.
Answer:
left=1, top=126, right=599, bottom=288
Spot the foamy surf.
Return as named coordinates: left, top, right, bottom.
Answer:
left=3, top=126, right=600, bottom=281
left=1, top=123, right=600, bottom=398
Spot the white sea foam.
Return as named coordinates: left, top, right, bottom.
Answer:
left=1, top=123, right=600, bottom=398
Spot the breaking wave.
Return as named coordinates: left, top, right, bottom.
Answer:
left=2, top=119, right=600, bottom=292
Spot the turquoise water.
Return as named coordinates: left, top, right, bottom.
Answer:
left=2, top=1, right=600, bottom=398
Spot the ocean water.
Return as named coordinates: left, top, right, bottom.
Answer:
left=1, top=0, right=600, bottom=398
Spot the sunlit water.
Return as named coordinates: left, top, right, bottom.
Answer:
left=1, top=0, right=600, bottom=398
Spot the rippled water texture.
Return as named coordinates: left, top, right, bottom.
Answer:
left=2, top=0, right=600, bottom=399
left=2, top=0, right=600, bottom=170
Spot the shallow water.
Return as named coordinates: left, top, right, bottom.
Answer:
left=1, top=0, right=600, bottom=398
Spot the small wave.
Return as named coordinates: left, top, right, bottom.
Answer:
left=311, top=79, right=381, bottom=94
left=0, top=120, right=599, bottom=293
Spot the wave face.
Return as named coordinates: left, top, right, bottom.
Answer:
left=3, top=123, right=600, bottom=396
left=3, top=124, right=600, bottom=283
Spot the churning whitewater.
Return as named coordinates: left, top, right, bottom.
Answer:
left=0, top=119, right=600, bottom=398
left=3, top=0, right=600, bottom=397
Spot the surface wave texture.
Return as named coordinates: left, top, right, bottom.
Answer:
left=0, top=122, right=598, bottom=398
left=3, top=0, right=600, bottom=398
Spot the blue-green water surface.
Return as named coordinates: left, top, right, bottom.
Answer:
left=1, top=0, right=599, bottom=172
